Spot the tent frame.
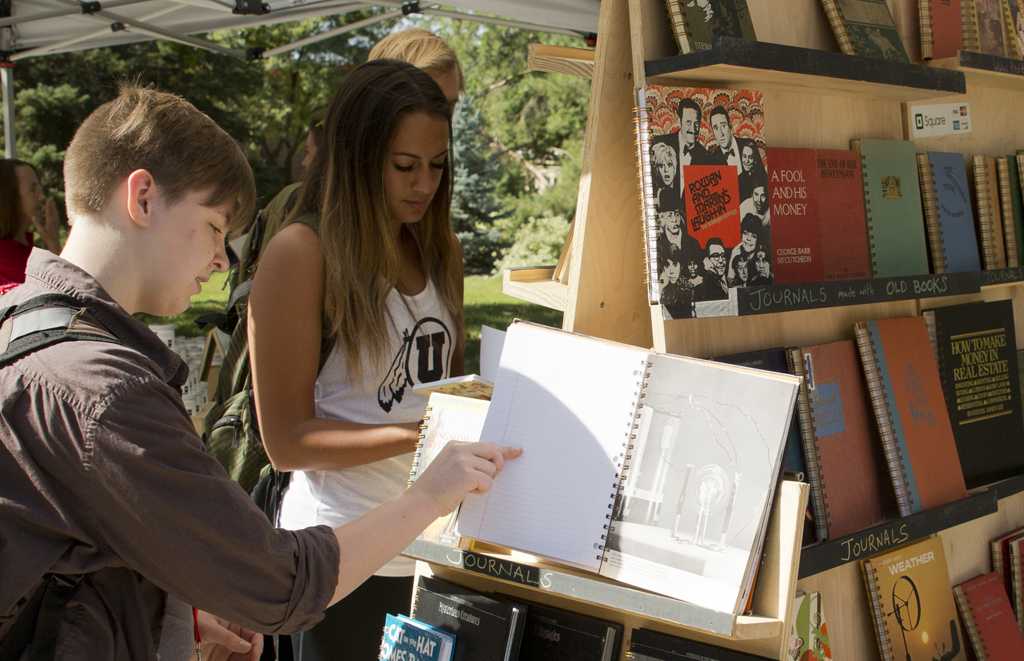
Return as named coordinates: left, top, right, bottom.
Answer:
left=0, top=0, right=591, bottom=157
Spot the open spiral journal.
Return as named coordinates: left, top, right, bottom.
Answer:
left=452, top=321, right=799, bottom=615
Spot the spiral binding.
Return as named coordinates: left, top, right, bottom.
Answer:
left=821, top=0, right=856, bottom=56
left=597, top=357, right=654, bottom=562
left=861, top=560, right=897, bottom=661
left=633, top=88, right=661, bottom=305
left=917, top=154, right=948, bottom=273
left=973, top=156, right=999, bottom=270
left=855, top=322, right=915, bottom=517
left=787, top=348, right=831, bottom=542
left=918, top=0, right=934, bottom=59
left=1012, top=543, right=1024, bottom=630
left=853, top=142, right=881, bottom=276
left=962, top=0, right=981, bottom=52
left=1004, top=0, right=1024, bottom=58
left=664, top=0, right=694, bottom=54
left=953, top=585, right=987, bottom=661
left=996, top=157, right=1019, bottom=265
left=407, top=407, right=433, bottom=488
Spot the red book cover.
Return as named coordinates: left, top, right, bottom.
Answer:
left=799, top=340, right=890, bottom=537
left=992, top=528, right=1024, bottom=597
left=769, top=148, right=824, bottom=284
left=816, top=150, right=871, bottom=280
left=931, top=0, right=963, bottom=59
left=954, top=572, right=1024, bottom=659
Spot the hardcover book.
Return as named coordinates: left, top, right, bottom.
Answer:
left=413, top=375, right=493, bottom=401
left=820, top=0, right=911, bottom=61
left=853, top=139, right=930, bottom=277
left=990, top=527, right=1024, bottom=598
left=998, top=156, right=1024, bottom=267
left=635, top=84, right=768, bottom=318
left=973, top=0, right=1009, bottom=55
left=788, top=340, right=891, bottom=540
left=861, top=536, right=965, bottom=661
left=922, top=300, right=1024, bottom=488
left=973, top=155, right=1008, bottom=270
left=380, top=613, right=456, bottom=661
left=920, top=0, right=964, bottom=59
left=455, top=321, right=799, bottom=615
left=789, top=592, right=833, bottom=661
left=769, top=148, right=872, bottom=283
left=1010, top=535, right=1024, bottom=628
left=629, top=627, right=773, bottom=660
left=917, top=152, right=982, bottom=274
left=409, top=393, right=490, bottom=546
left=714, top=347, right=805, bottom=479
left=664, top=1, right=757, bottom=53
left=854, top=317, right=968, bottom=517
left=515, top=599, right=623, bottom=661
left=953, top=572, right=1024, bottom=658
left=412, top=575, right=527, bottom=661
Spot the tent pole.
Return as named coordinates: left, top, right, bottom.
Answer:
left=1, top=64, right=13, bottom=158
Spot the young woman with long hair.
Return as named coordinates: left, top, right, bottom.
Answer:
left=248, top=59, right=464, bottom=660
left=0, top=159, right=60, bottom=292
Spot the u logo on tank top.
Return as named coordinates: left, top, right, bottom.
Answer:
left=377, top=316, right=452, bottom=412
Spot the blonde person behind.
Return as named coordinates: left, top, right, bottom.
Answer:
left=249, top=58, right=467, bottom=659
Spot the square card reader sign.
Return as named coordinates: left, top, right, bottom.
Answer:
left=906, top=101, right=972, bottom=139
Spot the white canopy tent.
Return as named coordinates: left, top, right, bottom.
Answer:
left=0, top=0, right=600, bottom=156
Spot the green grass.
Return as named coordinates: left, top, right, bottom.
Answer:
left=463, top=275, right=562, bottom=374
left=156, top=273, right=562, bottom=373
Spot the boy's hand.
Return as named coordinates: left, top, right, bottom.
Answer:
left=197, top=610, right=263, bottom=661
left=411, top=442, right=521, bottom=515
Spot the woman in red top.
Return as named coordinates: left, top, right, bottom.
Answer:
left=0, top=159, right=61, bottom=292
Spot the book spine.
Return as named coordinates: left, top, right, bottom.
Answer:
left=407, top=406, right=433, bottom=487
left=953, top=585, right=988, bottom=661
left=920, top=0, right=935, bottom=59
left=602, top=357, right=654, bottom=562
left=855, top=142, right=883, bottom=277
left=633, top=88, right=661, bottom=306
left=664, top=0, right=694, bottom=54
left=998, top=157, right=1020, bottom=265
left=974, top=156, right=999, bottom=270
left=964, top=0, right=982, bottom=51
left=787, top=347, right=830, bottom=541
left=855, top=322, right=915, bottom=517
left=821, top=0, right=857, bottom=55
left=861, top=561, right=897, bottom=661
left=993, top=540, right=1006, bottom=588
left=918, top=154, right=948, bottom=273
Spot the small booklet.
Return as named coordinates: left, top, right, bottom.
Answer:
left=455, top=321, right=799, bottom=615
left=379, top=613, right=456, bottom=661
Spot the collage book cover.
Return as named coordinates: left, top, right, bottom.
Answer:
left=638, top=84, right=767, bottom=319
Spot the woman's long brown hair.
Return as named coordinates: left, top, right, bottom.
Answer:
left=289, top=59, right=460, bottom=380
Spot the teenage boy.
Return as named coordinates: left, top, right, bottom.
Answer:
left=0, top=86, right=518, bottom=659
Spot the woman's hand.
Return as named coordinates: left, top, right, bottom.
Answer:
left=32, top=198, right=62, bottom=253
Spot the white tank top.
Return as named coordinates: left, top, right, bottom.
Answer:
left=279, top=278, right=456, bottom=576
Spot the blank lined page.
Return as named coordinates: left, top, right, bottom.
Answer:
left=455, top=322, right=648, bottom=571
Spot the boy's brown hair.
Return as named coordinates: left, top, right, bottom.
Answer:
left=64, top=85, right=256, bottom=235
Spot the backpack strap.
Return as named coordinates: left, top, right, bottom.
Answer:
left=0, top=294, right=118, bottom=366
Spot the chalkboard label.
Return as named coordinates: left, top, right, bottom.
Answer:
left=461, top=550, right=541, bottom=587
left=961, top=50, right=1024, bottom=77
left=980, top=267, right=1024, bottom=287
left=799, top=489, right=996, bottom=578
left=737, top=272, right=980, bottom=316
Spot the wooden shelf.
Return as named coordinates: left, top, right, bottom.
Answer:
left=645, top=37, right=965, bottom=100
left=931, top=50, right=1024, bottom=90
left=502, top=266, right=568, bottom=311
left=528, top=43, right=595, bottom=78
left=798, top=490, right=998, bottom=579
